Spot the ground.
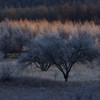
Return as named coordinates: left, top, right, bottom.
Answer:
left=0, top=79, right=100, bottom=100
left=0, top=62, right=100, bottom=100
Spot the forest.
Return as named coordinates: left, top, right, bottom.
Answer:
left=0, top=2, right=99, bottom=23
left=0, top=0, right=99, bottom=8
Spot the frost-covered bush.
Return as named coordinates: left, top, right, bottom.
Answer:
left=0, top=21, right=30, bottom=58
left=0, top=62, right=16, bottom=82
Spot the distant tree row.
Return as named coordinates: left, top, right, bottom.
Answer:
left=0, top=0, right=99, bottom=8
left=0, top=3, right=100, bottom=23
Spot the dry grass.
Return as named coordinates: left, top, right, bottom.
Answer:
left=19, top=63, right=100, bottom=82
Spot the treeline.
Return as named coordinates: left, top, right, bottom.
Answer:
left=0, top=3, right=100, bottom=23
left=0, top=0, right=99, bottom=8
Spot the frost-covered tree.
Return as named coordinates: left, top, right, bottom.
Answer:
left=60, top=33, right=99, bottom=81
left=19, top=34, right=99, bottom=82
left=40, top=34, right=99, bottom=81
left=19, top=35, right=57, bottom=71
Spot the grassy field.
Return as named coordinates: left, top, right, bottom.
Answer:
left=0, top=61, right=100, bottom=100
left=0, top=77, right=100, bottom=100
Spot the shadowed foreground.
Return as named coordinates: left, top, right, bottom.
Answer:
left=0, top=77, right=100, bottom=100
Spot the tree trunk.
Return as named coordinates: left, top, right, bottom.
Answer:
left=64, top=73, right=69, bottom=82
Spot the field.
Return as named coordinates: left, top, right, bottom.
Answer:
left=0, top=20, right=100, bottom=100
left=0, top=78, right=100, bottom=100
left=0, top=60, right=99, bottom=100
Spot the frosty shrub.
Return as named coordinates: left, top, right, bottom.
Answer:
left=0, top=21, right=30, bottom=58
left=0, top=62, right=16, bottom=82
